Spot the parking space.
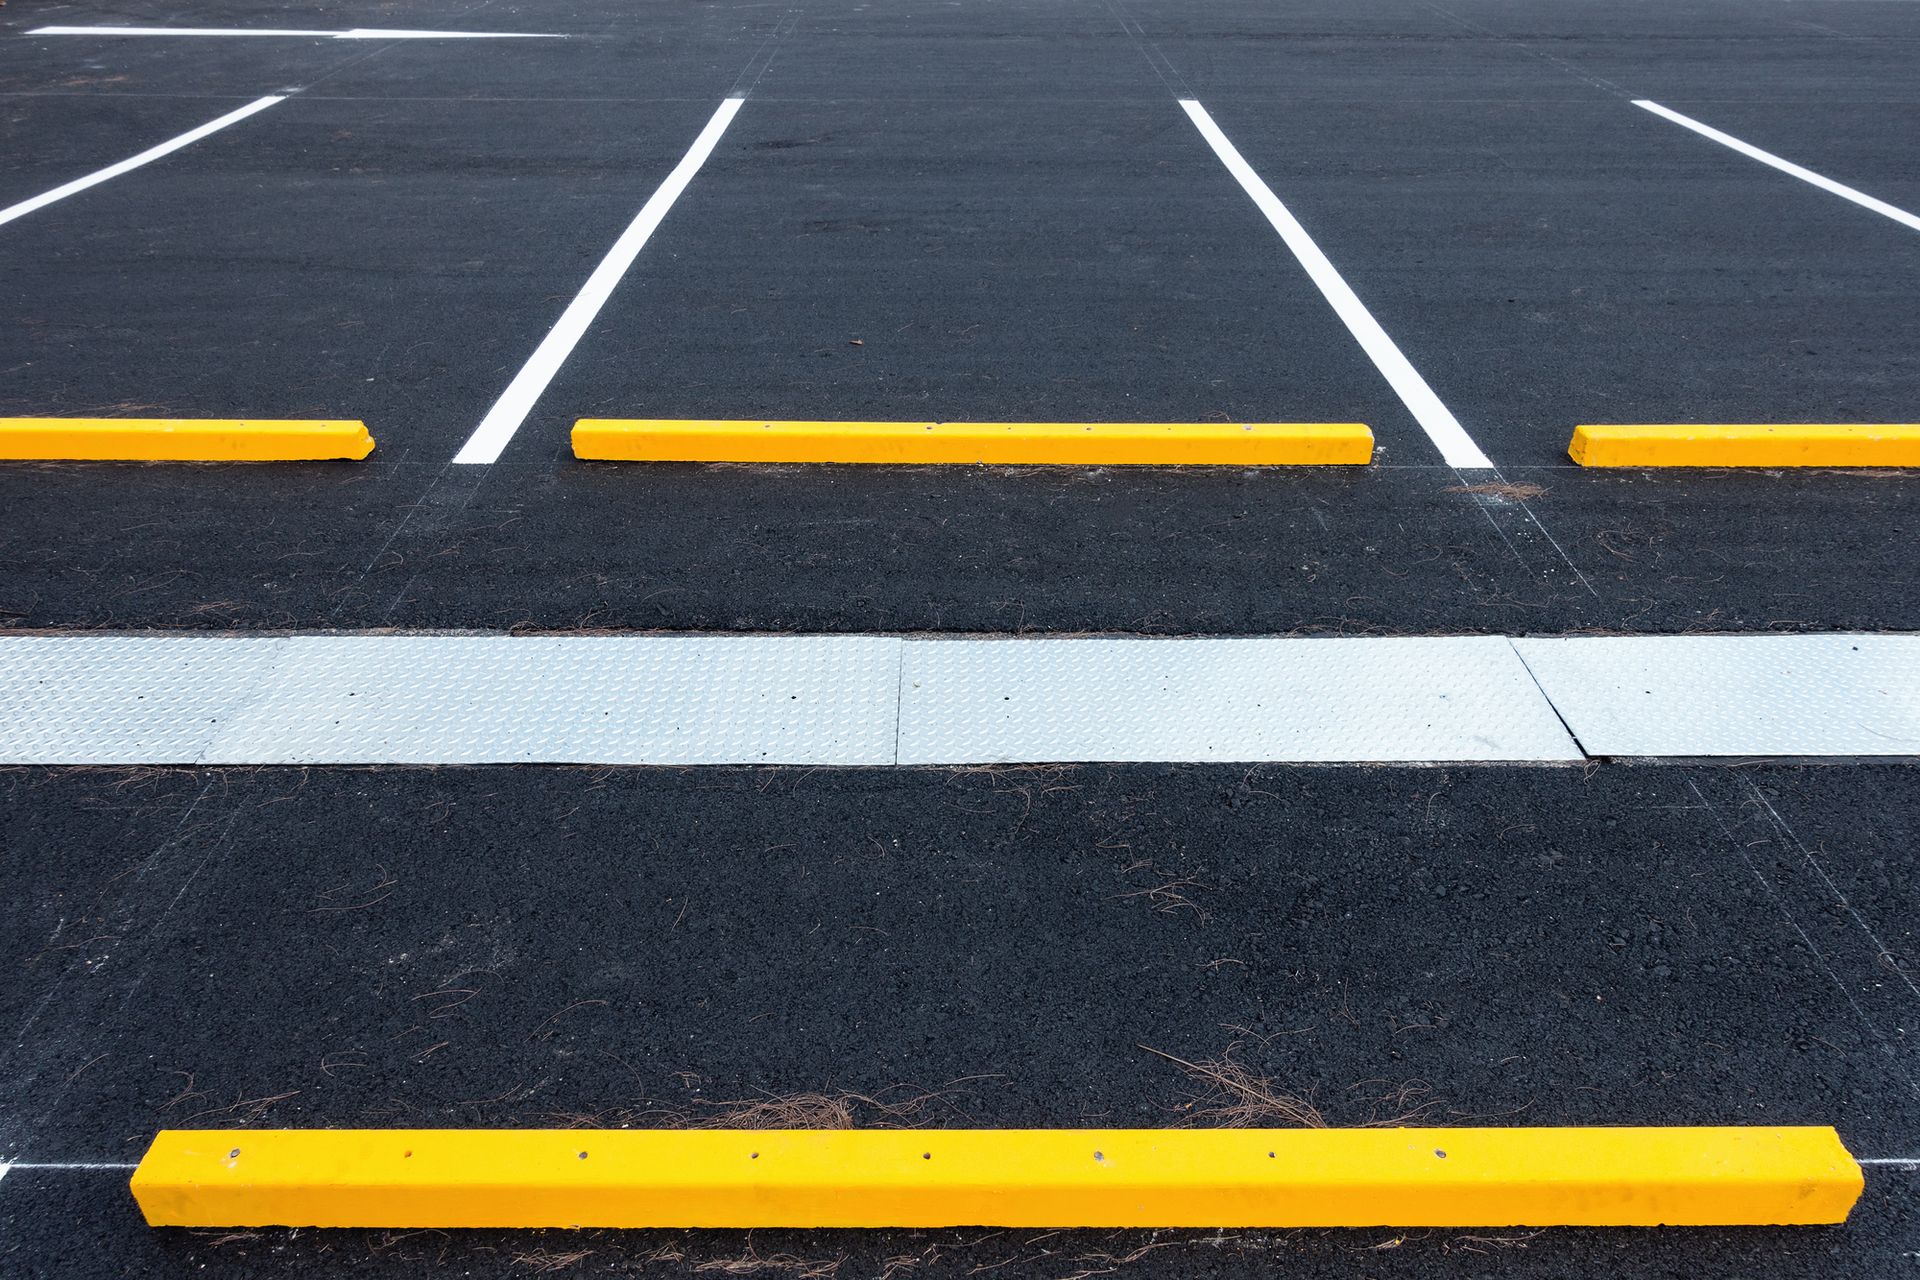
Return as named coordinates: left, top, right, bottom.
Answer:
left=1199, top=93, right=1920, bottom=464
left=0, top=1, right=1910, bottom=634
left=517, top=98, right=1410, bottom=455
left=1123, top=0, right=1920, bottom=467
left=1, top=0, right=1916, bottom=1274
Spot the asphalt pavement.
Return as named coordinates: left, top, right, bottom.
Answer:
left=1, top=0, right=1916, bottom=1275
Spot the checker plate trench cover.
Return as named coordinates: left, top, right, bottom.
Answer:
left=0, top=636, right=289, bottom=764
left=1512, top=635, right=1920, bottom=757
left=896, top=636, right=1582, bottom=763
left=202, top=636, right=901, bottom=764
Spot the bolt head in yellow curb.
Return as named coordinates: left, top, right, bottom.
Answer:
left=0, top=419, right=374, bottom=462
left=130, top=1126, right=1860, bottom=1229
left=1570, top=423, right=1920, bottom=468
left=572, top=420, right=1372, bottom=466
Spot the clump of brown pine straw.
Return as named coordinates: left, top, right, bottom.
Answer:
left=568, top=1080, right=985, bottom=1132
left=690, top=1091, right=863, bottom=1130
left=1142, top=1044, right=1442, bottom=1128
left=1445, top=480, right=1549, bottom=501
left=692, top=1244, right=844, bottom=1278
left=688, top=1082, right=979, bottom=1130
left=510, top=1249, right=594, bottom=1274
left=1141, top=1044, right=1325, bottom=1127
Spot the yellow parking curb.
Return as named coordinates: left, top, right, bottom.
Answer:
left=0, top=418, right=374, bottom=462
left=131, top=1126, right=1861, bottom=1228
left=1569, top=423, right=1919, bottom=468
left=572, top=420, right=1373, bottom=465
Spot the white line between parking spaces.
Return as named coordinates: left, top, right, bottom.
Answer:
left=0, top=632, right=1913, bottom=765
left=0, top=96, right=283, bottom=230
left=29, top=26, right=567, bottom=40
left=1178, top=99, right=1495, bottom=470
left=451, top=97, right=744, bottom=465
left=1635, top=101, right=1920, bottom=234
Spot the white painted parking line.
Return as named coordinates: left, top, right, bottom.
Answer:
left=452, top=97, right=744, bottom=466
left=0, top=96, right=283, bottom=230
left=0, top=632, right=1912, bottom=765
left=29, top=26, right=567, bottom=40
left=1635, top=100, right=1920, bottom=234
left=1178, top=99, right=1495, bottom=470
left=1514, top=634, right=1920, bottom=757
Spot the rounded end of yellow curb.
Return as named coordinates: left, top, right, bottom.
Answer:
left=1567, top=425, right=1593, bottom=466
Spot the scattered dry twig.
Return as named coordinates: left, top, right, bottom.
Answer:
left=1140, top=1044, right=1324, bottom=1128
left=1445, top=481, right=1548, bottom=501
left=692, top=1243, right=844, bottom=1278
left=511, top=1248, right=595, bottom=1274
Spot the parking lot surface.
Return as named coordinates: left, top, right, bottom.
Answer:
left=1, top=0, right=1915, bottom=1275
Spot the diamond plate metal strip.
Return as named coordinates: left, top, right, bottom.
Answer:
left=896, top=636, right=1582, bottom=764
left=1512, top=634, right=1920, bottom=757
left=7, top=633, right=1912, bottom=766
left=0, top=636, right=288, bottom=764
left=201, top=635, right=900, bottom=765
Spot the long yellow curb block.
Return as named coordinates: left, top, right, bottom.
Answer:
left=0, top=418, right=374, bottom=462
left=572, top=420, right=1373, bottom=465
left=1570, top=423, right=1920, bottom=468
left=131, top=1127, right=1860, bottom=1228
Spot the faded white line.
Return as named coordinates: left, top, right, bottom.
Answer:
left=0, top=96, right=282, bottom=229
left=452, top=97, right=743, bottom=465
left=0, top=1161, right=139, bottom=1171
left=30, top=26, right=566, bottom=40
left=1636, top=100, right=1920, bottom=234
left=1179, top=99, right=1495, bottom=470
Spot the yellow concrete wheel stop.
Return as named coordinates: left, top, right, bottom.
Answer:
left=0, top=418, right=375, bottom=462
left=571, top=420, right=1373, bottom=465
left=131, top=1126, right=1861, bottom=1229
left=1569, top=423, right=1920, bottom=468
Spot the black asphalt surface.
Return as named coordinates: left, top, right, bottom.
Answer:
left=2, top=0, right=1916, bottom=633
left=2, top=762, right=1918, bottom=1277
left=6, top=463, right=1914, bottom=634
left=2, top=0, right=1917, bottom=1276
